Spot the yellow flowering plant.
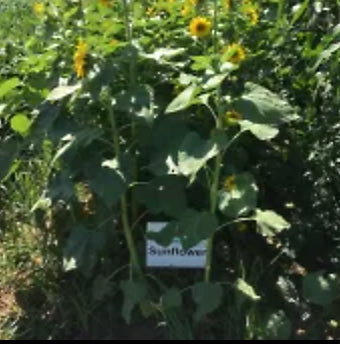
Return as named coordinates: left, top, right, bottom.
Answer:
left=2, top=0, right=339, bottom=340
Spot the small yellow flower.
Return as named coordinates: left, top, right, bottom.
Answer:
left=243, top=6, right=259, bottom=25
left=73, top=39, right=88, bottom=79
left=189, top=17, right=212, bottom=38
left=33, top=2, right=45, bottom=15
left=223, top=43, right=246, bottom=64
left=225, top=110, right=242, bottom=125
left=223, top=175, right=236, bottom=192
left=181, top=5, right=191, bottom=17
left=147, top=6, right=156, bottom=16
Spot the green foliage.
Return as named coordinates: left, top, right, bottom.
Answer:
left=0, top=0, right=339, bottom=340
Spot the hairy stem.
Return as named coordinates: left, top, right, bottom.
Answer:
left=107, top=101, right=141, bottom=279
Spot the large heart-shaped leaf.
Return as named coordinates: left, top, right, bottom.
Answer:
left=135, top=175, right=187, bottom=218
left=177, top=132, right=219, bottom=181
left=234, top=83, right=299, bottom=140
left=63, top=226, right=105, bottom=276
left=165, top=84, right=199, bottom=114
left=218, top=173, right=258, bottom=218
left=120, top=280, right=148, bottom=324
left=148, top=209, right=218, bottom=250
left=192, top=282, right=223, bottom=322
left=254, top=209, right=290, bottom=237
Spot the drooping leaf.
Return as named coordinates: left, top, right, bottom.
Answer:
left=240, top=120, right=279, bottom=141
left=47, top=84, right=81, bottom=101
left=0, top=78, right=20, bottom=98
left=135, top=175, right=187, bottom=218
left=177, top=132, right=219, bottom=181
left=254, top=209, right=290, bottom=237
left=120, top=280, right=148, bottom=324
left=218, top=173, right=258, bottom=218
left=192, top=282, right=223, bottom=322
left=63, top=226, right=105, bottom=275
left=235, top=83, right=299, bottom=127
left=235, top=278, right=261, bottom=301
left=148, top=209, right=218, bottom=250
left=165, top=84, right=199, bottom=114
left=88, top=165, right=126, bottom=208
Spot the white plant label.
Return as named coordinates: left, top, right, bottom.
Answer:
left=146, top=222, right=207, bottom=268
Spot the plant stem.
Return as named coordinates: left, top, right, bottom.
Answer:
left=107, top=101, right=141, bottom=279
left=122, top=0, right=138, bottom=223
left=213, top=0, right=218, bottom=55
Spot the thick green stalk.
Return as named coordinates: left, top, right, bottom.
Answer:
left=205, top=0, right=221, bottom=282
left=107, top=102, right=141, bottom=279
left=122, top=0, right=138, bottom=222
left=205, top=150, right=223, bottom=282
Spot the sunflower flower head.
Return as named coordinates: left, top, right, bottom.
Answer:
left=189, top=17, right=212, bottom=38
left=243, top=6, right=259, bottom=25
left=225, top=110, right=242, bottom=126
left=33, top=2, right=45, bottom=15
left=223, top=175, right=236, bottom=192
left=73, top=39, right=88, bottom=79
left=223, top=43, right=246, bottom=64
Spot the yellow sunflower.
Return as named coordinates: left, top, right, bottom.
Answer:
left=189, top=17, right=212, bottom=38
left=223, top=175, right=236, bottom=192
left=73, top=40, right=88, bottom=79
left=223, top=43, right=246, bottom=64
left=225, top=110, right=242, bottom=126
left=243, top=6, right=259, bottom=25
left=33, top=2, right=45, bottom=15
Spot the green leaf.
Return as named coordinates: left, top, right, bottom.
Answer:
left=218, top=173, right=258, bottom=218
left=63, top=226, right=105, bottom=276
left=203, top=73, right=228, bottom=91
left=302, top=271, right=339, bottom=306
left=0, top=78, right=20, bottom=98
left=254, top=209, right=290, bottom=237
left=240, top=120, right=279, bottom=141
left=148, top=209, right=218, bottom=250
left=162, top=288, right=182, bottom=309
left=148, top=117, right=189, bottom=175
left=0, top=138, right=20, bottom=182
left=177, top=132, right=219, bottom=181
left=235, top=83, right=299, bottom=126
left=47, top=84, right=81, bottom=101
left=120, top=280, right=148, bottom=324
left=262, top=310, right=292, bottom=340
left=0, top=104, right=6, bottom=116
left=88, top=165, right=126, bottom=208
left=192, top=282, right=223, bottom=322
left=313, top=42, right=340, bottom=71
left=135, top=175, right=187, bottom=218
left=10, top=114, right=32, bottom=135
left=165, top=84, right=199, bottom=114
left=235, top=278, right=261, bottom=301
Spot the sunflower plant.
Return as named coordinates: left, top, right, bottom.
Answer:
left=1, top=0, right=339, bottom=339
